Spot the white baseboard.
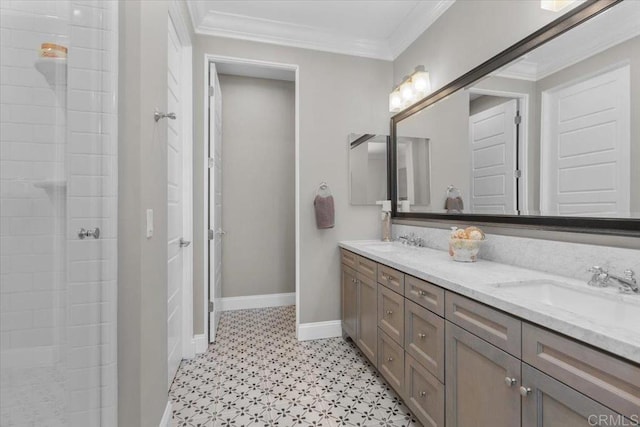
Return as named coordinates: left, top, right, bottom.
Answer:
left=297, top=320, right=342, bottom=341
left=159, top=401, right=172, bottom=427
left=219, top=292, right=295, bottom=311
left=192, top=334, right=208, bottom=354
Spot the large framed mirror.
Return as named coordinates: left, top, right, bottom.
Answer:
left=391, top=0, right=640, bottom=235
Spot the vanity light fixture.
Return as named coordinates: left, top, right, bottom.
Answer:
left=540, top=0, right=575, bottom=12
left=389, top=66, right=431, bottom=113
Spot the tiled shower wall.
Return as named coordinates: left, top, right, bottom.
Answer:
left=0, top=1, right=117, bottom=426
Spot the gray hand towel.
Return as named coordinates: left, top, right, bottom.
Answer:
left=314, top=195, right=335, bottom=229
left=445, top=196, right=464, bottom=213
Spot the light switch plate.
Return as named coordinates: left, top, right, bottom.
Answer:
left=146, top=209, right=153, bottom=238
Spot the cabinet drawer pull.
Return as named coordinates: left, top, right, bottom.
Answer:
left=419, top=391, right=427, bottom=397
left=387, top=357, right=393, bottom=362
left=504, top=377, right=517, bottom=387
left=418, top=333, right=426, bottom=339
left=519, top=386, right=531, bottom=397
left=386, top=310, right=393, bottom=315
left=418, top=290, right=427, bottom=296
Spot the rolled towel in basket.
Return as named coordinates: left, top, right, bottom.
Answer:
left=445, top=196, right=464, bottom=213
left=314, top=194, right=335, bottom=229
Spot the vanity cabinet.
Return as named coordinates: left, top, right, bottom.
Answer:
left=445, top=321, right=521, bottom=427
left=340, top=249, right=377, bottom=366
left=340, top=249, right=638, bottom=427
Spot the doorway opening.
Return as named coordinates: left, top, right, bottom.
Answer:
left=203, top=55, right=300, bottom=344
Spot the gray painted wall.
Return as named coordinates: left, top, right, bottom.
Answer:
left=118, top=1, right=194, bottom=425
left=218, top=74, right=295, bottom=298
left=393, top=0, right=561, bottom=88
left=193, top=37, right=393, bottom=332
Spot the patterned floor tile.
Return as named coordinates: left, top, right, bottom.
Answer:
left=170, top=306, right=420, bottom=426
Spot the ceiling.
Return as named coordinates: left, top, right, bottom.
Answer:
left=186, top=0, right=455, bottom=60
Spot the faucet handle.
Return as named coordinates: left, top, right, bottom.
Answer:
left=624, top=269, right=636, bottom=281
left=588, top=266, right=605, bottom=274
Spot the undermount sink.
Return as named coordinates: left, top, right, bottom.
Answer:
left=492, top=280, right=640, bottom=326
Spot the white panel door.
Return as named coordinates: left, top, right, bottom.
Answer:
left=541, top=65, right=630, bottom=216
left=469, top=99, right=518, bottom=214
left=208, top=63, right=223, bottom=343
left=167, top=16, right=183, bottom=387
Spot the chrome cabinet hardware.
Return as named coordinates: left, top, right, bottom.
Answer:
left=419, top=391, right=427, bottom=397
left=386, top=310, right=393, bottom=315
left=418, top=333, right=426, bottom=339
left=78, top=228, right=100, bottom=239
left=504, top=377, right=517, bottom=387
left=519, top=386, right=531, bottom=397
left=179, top=238, right=191, bottom=248
left=154, top=111, right=176, bottom=122
left=387, top=357, right=393, bottom=362
left=418, top=290, right=427, bottom=296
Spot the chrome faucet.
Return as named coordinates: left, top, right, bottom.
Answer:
left=398, top=233, right=425, bottom=247
left=588, top=266, right=638, bottom=293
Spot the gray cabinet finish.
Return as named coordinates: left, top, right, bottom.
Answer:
left=446, top=291, right=522, bottom=358
left=378, top=284, right=404, bottom=345
left=405, top=353, right=445, bottom=427
left=340, top=248, right=358, bottom=271
left=356, top=273, right=378, bottom=365
left=341, top=265, right=357, bottom=340
left=378, top=264, right=405, bottom=295
left=446, top=321, right=521, bottom=427
left=522, top=363, right=624, bottom=427
left=405, top=299, right=445, bottom=382
left=405, top=275, right=445, bottom=317
left=357, top=255, right=377, bottom=280
left=378, top=329, right=405, bottom=396
left=523, top=324, right=640, bottom=420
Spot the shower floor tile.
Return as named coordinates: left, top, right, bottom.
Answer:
left=169, top=306, right=419, bottom=427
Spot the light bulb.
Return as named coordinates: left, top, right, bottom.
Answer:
left=389, top=89, right=402, bottom=113
left=411, top=71, right=431, bottom=96
left=401, top=82, right=415, bottom=103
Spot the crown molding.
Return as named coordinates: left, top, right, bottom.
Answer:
left=187, top=1, right=456, bottom=61
left=388, top=0, right=456, bottom=59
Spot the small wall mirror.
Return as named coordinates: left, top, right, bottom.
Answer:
left=349, top=133, right=388, bottom=205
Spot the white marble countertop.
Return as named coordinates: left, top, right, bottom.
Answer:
left=339, top=240, right=640, bottom=364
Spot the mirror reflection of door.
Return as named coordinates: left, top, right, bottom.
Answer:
left=540, top=65, right=630, bottom=217
left=468, top=98, right=520, bottom=215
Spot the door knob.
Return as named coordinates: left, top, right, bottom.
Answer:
left=215, top=229, right=226, bottom=235
left=179, top=238, right=191, bottom=247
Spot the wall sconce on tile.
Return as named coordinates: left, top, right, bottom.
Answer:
left=389, top=66, right=431, bottom=113
left=540, top=0, right=575, bottom=12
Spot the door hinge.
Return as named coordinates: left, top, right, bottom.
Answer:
left=208, top=229, right=214, bottom=240
left=514, top=112, right=522, bottom=125
left=208, top=301, right=214, bottom=312
left=208, top=157, right=214, bottom=168
left=514, top=170, right=522, bottom=178
left=209, top=86, right=214, bottom=97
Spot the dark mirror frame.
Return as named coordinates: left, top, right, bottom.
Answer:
left=389, top=0, right=640, bottom=236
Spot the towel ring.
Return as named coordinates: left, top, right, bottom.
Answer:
left=316, top=182, right=332, bottom=197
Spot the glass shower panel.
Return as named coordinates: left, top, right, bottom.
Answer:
left=0, top=1, right=117, bottom=425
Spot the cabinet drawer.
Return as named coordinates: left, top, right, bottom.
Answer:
left=378, top=329, right=405, bottom=396
left=378, top=264, right=405, bottom=294
left=357, top=255, right=377, bottom=280
left=445, top=292, right=521, bottom=358
left=405, top=275, right=444, bottom=316
left=405, top=300, right=445, bottom=383
left=523, top=323, right=640, bottom=420
left=378, top=285, right=404, bottom=345
left=340, top=249, right=358, bottom=270
left=405, top=354, right=445, bottom=427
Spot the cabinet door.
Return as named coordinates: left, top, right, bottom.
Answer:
left=522, top=364, right=625, bottom=427
left=446, top=321, right=521, bottom=427
left=378, top=329, right=405, bottom=396
left=378, top=284, right=404, bottom=345
left=341, top=265, right=357, bottom=340
left=357, top=273, right=377, bottom=366
left=405, top=299, right=445, bottom=383
left=405, top=353, right=445, bottom=427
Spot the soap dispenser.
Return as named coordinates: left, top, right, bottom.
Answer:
left=376, top=200, right=392, bottom=242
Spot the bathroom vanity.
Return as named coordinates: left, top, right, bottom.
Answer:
left=339, top=241, right=639, bottom=427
